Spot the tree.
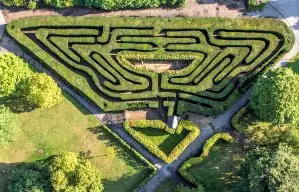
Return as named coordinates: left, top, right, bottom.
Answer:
left=24, top=73, right=63, bottom=109
left=242, top=145, right=299, bottom=192
left=50, top=152, right=104, bottom=192
left=7, top=152, right=104, bottom=192
left=0, top=53, right=31, bottom=97
left=250, top=68, right=299, bottom=124
left=0, top=105, right=20, bottom=147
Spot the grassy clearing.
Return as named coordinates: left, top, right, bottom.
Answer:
left=0, top=92, right=150, bottom=192
left=187, top=141, right=244, bottom=192
left=133, top=127, right=189, bottom=155
left=155, top=178, right=178, bottom=192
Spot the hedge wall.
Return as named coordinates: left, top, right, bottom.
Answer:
left=6, top=17, right=294, bottom=116
left=124, top=120, right=200, bottom=163
left=179, top=132, right=234, bottom=185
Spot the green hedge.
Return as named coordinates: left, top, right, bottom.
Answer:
left=0, top=0, right=186, bottom=10
left=247, top=0, right=269, bottom=11
left=179, top=133, right=234, bottom=185
left=124, top=120, right=200, bottom=163
left=101, top=125, right=157, bottom=191
left=6, top=17, right=294, bottom=116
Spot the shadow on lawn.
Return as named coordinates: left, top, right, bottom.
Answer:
left=0, top=162, right=18, bottom=192
left=0, top=96, right=35, bottom=113
left=88, top=126, right=146, bottom=169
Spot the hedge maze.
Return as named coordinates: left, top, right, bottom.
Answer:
left=7, top=17, right=294, bottom=116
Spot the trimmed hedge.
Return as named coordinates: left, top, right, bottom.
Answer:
left=179, top=133, right=234, bottom=185
left=6, top=17, right=294, bottom=116
left=101, top=125, right=157, bottom=191
left=124, top=120, right=200, bottom=163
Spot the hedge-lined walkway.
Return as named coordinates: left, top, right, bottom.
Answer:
left=2, top=0, right=244, bottom=23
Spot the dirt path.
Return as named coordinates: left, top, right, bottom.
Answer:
left=2, top=0, right=244, bottom=23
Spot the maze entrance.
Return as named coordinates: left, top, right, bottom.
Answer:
left=7, top=17, right=293, bottom=117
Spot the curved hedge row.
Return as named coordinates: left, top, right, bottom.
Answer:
left=6, top=17, right=294, bottom=116
left=178, top=132, right=234, bottom=185
left=124, top=120, right=200, bottom=163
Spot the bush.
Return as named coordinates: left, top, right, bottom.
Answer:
left=247, top=0, right=269, bottom=11
left=242, top=144, right=299, bottom=192
left=23, top=73, right=63, bottom=108
left=250, top=68, right=299, bottom=125
left=1, top=0, right=185, bottom=10
left=0, top=105, right=20, bottom=147
left=0, top=52, right=32, bottom=97
left=7, top=152, right=104, bottom=192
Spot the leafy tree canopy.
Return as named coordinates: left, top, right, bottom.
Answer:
left=0, top=53, right=32, bottom=97
left=23, top=73, right=63, bottom=109
left=7, top=152, right=104, bottom=192
left=242, top=145, right=299, bottom=192
left=250, top=68, right=299, bottom=124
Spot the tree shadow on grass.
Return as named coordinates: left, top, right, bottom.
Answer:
left=0, top=96, right=35, bottom=113
left=88, top=126, right=147, bottom=169
left=0, top=162, right=19, bottom=192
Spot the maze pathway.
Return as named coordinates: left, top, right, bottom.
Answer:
left=6, top=17, right=294, bottom=116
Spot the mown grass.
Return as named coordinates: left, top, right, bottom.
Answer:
left=187, top=141, right=244, bottom=192
left=287, top=53, right=299, bottom=72
left=133, top=127, right=189, bottom=155
left=0, top=92, right=150, bottom=192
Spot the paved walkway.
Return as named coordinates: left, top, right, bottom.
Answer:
left=246, top=0, right=299, bottom=65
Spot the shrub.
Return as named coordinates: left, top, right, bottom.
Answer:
left=0, top=52, right=31, bottom=97
left=242, top=144, right=299, bottom=192
left=23, top=73, right=63, bottom=108
left=0, top=105, right=20, bottom=147
left=7, top=152, right=104, bottom=192
left=250, top=68, right=299, bottom=124
left=247, top=0, right=269, bottom=11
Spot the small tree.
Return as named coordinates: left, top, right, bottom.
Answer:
left=0, top=105, right=20, bottom=147
left=25, top=73, right=63, bottom=108
left=250, top=68, right=299, bottom=124
left=0, top=53, right=31, bottom=97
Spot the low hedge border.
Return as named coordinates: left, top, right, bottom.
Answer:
left=178, top=132, right=234, bottom=185
left=124, top=120, right=200, bottom=163
left=101, top=125, right=157, bottom=191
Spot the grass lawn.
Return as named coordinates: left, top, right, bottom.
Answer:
left=288, top=53, right=299, bottom=72
left=0, top=92, right=151, bottom=192
left=133, top=127, right=189, bottom=155
left=155, top=178, right=178, bottom=192
left=187, top=141, right=244, bottom=192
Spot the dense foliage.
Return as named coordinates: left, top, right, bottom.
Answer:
left=0, top=105, right=20, bottom=147
left=247, top=0, right=269, bottom=10
left=250, top=68, right=299, bottom=124
left=0, top=0, right=185, bottom=10
left=0, top=52, right=31, bottom=97
left=7, top=152, right=104, bottom=192
left=23, top=73, right=63, bottom=108
left=242, top=145, right=299, bottom=192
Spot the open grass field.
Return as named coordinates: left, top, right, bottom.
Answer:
left=187, top=140, right=244, bottom=192
left=0, top=93, right=152, bottom=192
